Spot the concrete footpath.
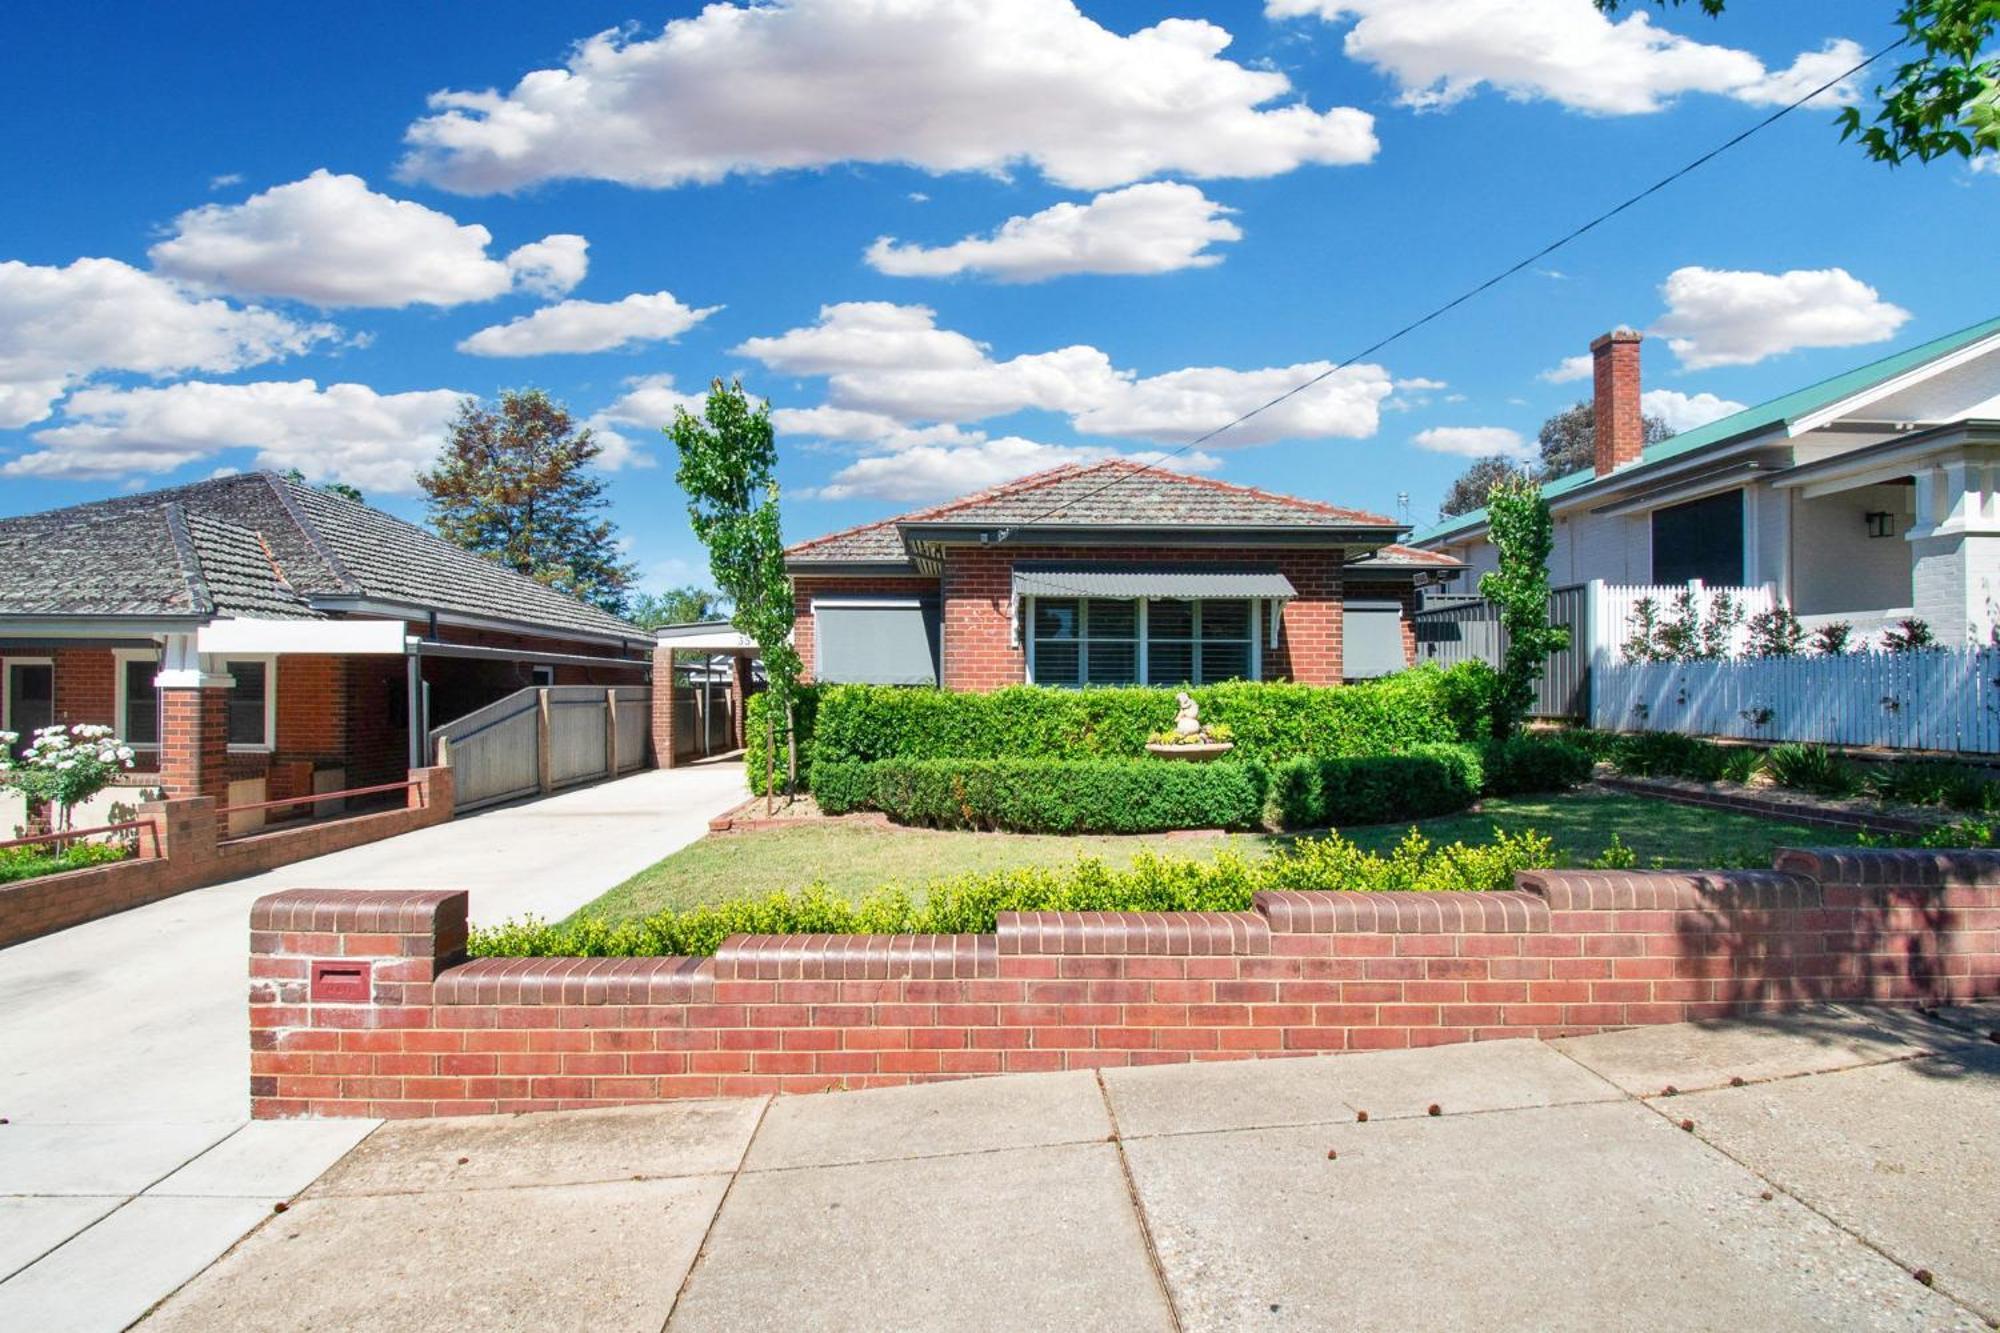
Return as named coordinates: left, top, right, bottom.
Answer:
left=0, top=761, right=748, bottom=1333
left=106, top=1001, right=2000, bottom=1332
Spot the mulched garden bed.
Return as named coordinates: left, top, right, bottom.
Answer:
left=1595, top=774, right=1944, bottom=835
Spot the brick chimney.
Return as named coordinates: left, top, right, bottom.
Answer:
left=1591, top=328, right=1643, bottom=476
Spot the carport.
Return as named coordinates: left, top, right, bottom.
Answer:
left=651, top=621, right=761, bottom=768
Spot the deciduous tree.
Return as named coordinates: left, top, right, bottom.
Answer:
left=1480, top=477, right=1570, bottom=737
left=420, top=389, right=635, bottom=614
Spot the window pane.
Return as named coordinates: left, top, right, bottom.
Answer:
left=1148, top=598, right=1193, bottom=638
left=1086, top=599, right=1136, bottom=640
left=227, top=660, right=267, bottom=746
left=124, top=659, right=159, bottom=745
left=1201, top=600, right=1251, bottom=639
left=1199, top=641, right=1251, bottom=684
left=1033, top=599, right=1080, bottom=641
left=1086, top=641, right=1136, bottom=686
left=1147, top=641, right=1193, bottom=687
left=1034, top=641, right=1080, bottom=687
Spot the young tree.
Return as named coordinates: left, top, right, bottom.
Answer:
left=420, top=389, right=635, bottom=614
left=627, top=585, right=727, bottom=630
left=1438, top=455, right=1526, bottom=518
left=1479, top=478, right=1571, bottom=737
left=1535, top=402, right=1673, bottom=480
left=669, top=380, right=803, bottom=809
left=1600, top=1, right=1998, bottom=167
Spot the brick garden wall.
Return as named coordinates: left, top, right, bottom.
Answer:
left=247, top=848, right=2000, bottom=1119
left=0, top=767, right=452, bottom=949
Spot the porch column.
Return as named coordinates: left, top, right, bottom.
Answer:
left=154, top=635, right=233, bottom=824
left=651, top=642, right=679, bottom=769
left=1908, top=461, right=2000, bottom=646
left=730, top=654, right=754, bottom=750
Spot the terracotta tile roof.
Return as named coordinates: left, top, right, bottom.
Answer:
left=1349, top=543, right=1464, bottom=571
left=787, top=462, right=1399, bottom=565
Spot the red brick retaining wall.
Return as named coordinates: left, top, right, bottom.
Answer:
left=0, top=767, right=452, bottom=949
left=248, top=848, right=2000, bottom=1119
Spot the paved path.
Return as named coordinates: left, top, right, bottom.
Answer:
left=118, top=1001, right=2000, bottom=1332
left=0, top=760, right=748, bottom=1332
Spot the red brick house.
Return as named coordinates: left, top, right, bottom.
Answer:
left=782, top=462, right=1460, bottom=690
left=0, top=472, right=650, bottom=827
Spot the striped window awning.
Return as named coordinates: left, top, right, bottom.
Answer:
left=1010, top=563, right=1297, bottom=601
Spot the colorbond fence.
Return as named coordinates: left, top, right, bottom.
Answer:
left=431, top=686, right=652, bottom=812
left=1592, top=646, right=2000, bottom=754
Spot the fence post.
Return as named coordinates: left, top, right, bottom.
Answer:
left=536, top=688, right=553, bottom=795
left=605, top=689, right=620, bottom=779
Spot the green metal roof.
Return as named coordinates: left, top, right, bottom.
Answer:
left=1411, top=313, right=2000, bottom=546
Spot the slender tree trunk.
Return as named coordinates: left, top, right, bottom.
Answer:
left=785, top=701, right=798, bottom=798
left=764, top=723, right=776, bottom=817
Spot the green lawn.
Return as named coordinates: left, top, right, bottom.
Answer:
left=571, top=790, right=1855, bottom=923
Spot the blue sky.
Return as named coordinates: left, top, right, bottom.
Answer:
left=2, top=0, right=1992, bottom=595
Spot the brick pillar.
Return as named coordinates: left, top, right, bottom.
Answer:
left=730, top=654, right=754, bottom=750
left=652, top=644, right=679, bottom=769
left=158, top=685, right=231, bottom=816
left=248, top=888, right=468, bottom=1119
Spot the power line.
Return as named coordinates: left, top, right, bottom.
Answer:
left=993, top=34, right=1905, bottom=550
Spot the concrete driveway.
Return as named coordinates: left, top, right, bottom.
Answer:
left=0, top=759, right=747, bottom=1332
left=121, top=1001, right=2000, bottom=1332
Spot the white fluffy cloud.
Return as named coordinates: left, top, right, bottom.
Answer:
left=1652, top=266, right=1911, bottom=370
left=149, top=170, right=588, bottom=308
left=1269, top=0, right=1860, bottom=115
left=866, top=182, right=1242, bottom=282
left=9, top=379, right=464, bottom=492
left=457, top=291, right=720, bottom=356
left=0, top=258, right=334, bottom=429
left=584, top=373, right=711, bottom=469
left=1539, top=354, right=1593, bottom=384
left=736, top=302, right=1394, bottom=447
left=1411, top=425, right=1532, bottom=461
left=399, top=0, right=1377, bottom=194
left=813, top=434, right=1222, bottom=502
left=1640, top=388, right=1745, bottom=433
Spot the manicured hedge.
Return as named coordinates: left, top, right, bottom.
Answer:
left=1271, top=744, right=1483, bottom=829
left=0, top=840, right=130, bottom=885
left=815, top=756, right=1270, bottom=833
left=467, top=826, right=1561, bottom=958
left=743, top=689, right=819, bottom=797
left=754, top=662, right=1499, bottom=793
left=1476, top=736, right=1595, bottom=796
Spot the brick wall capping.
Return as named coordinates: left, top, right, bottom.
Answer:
left=1254, top=890, right=1549, bottom=934
left=997, top=910, right=1271, bottom=956
left=250, top=887, right=469, bottom=935
left=713, top=932, right=999, bottom=981
left=1518, top=869, right=1822, bottom=912
left=1775, top=847, right=2000, bottom=889
left=435, top=955, right=708, bottom=1006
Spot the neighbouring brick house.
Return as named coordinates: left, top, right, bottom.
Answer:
left=780, top=462, right=1460, bottom=690
left=0, top=471, right=651, bottom=830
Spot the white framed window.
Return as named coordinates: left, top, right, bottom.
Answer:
left=221, top=655, right=277, bottom=752
left=113, top=648, right=161, bottom=749
left=1028, top=599, right=1261, bottom=688
left=530, top=666, right=556, bottom=687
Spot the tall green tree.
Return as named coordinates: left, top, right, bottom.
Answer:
left=669, top=380, right=802, bottom=806
left=1601, top=1, right=1999, bottom=166
left=626, top=585, right=728, bottom=629
left=420, top=389, right=635, bottom=614
left=1480, top=477, right=1571, bottom=738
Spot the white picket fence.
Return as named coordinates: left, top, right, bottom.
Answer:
left=1592, top=646, right=2000, bottom=754
left=1586, top=581, right=1778, bottom=660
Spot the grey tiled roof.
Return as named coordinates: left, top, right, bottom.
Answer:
left=1349, top=543, right=1464, bottom=571
left=788, top=462, right=1399, bottom=566
left=0, top=472, right=643, bottom=638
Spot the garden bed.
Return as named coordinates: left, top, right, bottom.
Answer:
left=1596, top=774, right=1942, bottom=835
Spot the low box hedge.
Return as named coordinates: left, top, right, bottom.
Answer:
left=467, top=825, right=1560, bottom=958
left=1475, top=736, right=1595, bottom=796
left=1271, top=743, right=1483, bottom=829
left=815, top=756, right=1270, bottom=833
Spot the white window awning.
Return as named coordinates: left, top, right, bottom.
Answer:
left=195, top=618, right=410, bottom=655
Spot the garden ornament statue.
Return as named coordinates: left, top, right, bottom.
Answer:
left=1173, top=692, right=1202, bottom=738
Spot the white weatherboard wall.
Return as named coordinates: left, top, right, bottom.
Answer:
left=1593, top=646, right=2000, bottom=754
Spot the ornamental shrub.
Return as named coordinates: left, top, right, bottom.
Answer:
left=744, top=686, right=820, bottom=797
left=1475, top=736, right=1595, bottom=796
left=1608, top=732, right=1736, bottom=783
left=1862, top=761, right=1997, bottom=812
left=0, top=724, right=137, bottom=831
left=1761, top=743, right=1857, bottom=797
left=819, top=756, right=1270, bottom=833
left=1271, top=744, right=1482, bottom=829
left=466, top=826, right=1562, bottom=958
left=0, top=840, right=131, bottom=885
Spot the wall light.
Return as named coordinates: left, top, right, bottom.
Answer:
left=1865, top=510, right=1895, bottom=539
